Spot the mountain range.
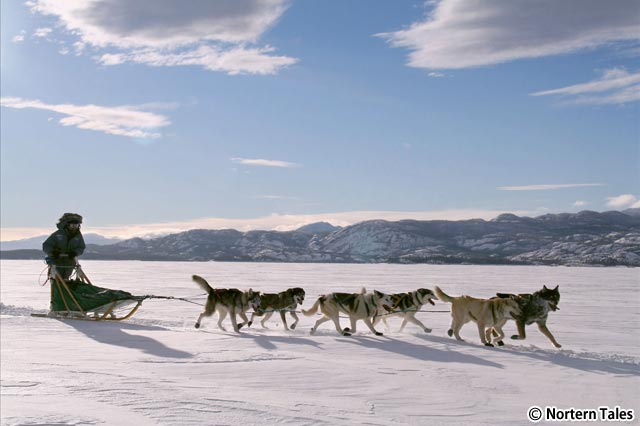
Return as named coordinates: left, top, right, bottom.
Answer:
left=2, top=210, right=639, bottom=266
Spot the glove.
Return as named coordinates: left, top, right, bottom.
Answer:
left=68, top=251, right=77, bottom=258
left=45, top=256, right=53, bottom=265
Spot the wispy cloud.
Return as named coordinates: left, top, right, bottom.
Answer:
left=573, top=201, right=588, bottom=207
left=12, top=31, right=26, bottom=43
left=531, top=68, right=640, bottom=105
left=605, top=194, right=639, bottom=209
left=0, top=97, right=170, bottom=139
left=231, top=157, right=301, bottom=168
left=33, top=27, right=52, bottom=38
left=27, top=0, right=297, bottom=75
left=498, top=183, right=606, bottom=191
left=378, top=0, right=639, bottom=70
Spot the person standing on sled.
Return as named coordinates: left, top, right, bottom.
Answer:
left=42, top=213, right=86, bottom=280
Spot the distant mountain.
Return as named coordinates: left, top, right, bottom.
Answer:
left=0, top=233, right=122, bottom=251
left=2, top=210, right=639, bottom=266
left=296, top=222, right=341, bottom=234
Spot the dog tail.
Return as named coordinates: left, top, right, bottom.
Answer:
left=192, top=275, right=214, bottom=294
left=434, top=286, right=454, bottom=303
left=302, top=297, right=322, bottom=316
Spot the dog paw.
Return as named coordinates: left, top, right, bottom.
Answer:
left=237, top=323, right=245, bottom=330
left=194, top=323, right=200, bottom=329
left=247, top=321, right=253, bottom=327
left=484, top=343, right=494, bottom=347
left=497, top=341, right=505, bottom=346
left=510, top=334, right=522, bottom=340
left=343, top=327, right=351, bottom=332
left=375, top=332, right=383, bottom=336
left=290, top=324, right=296, bottom=330
left=447, top=329, right=453, bottom=337
left=554, top=343, right=562, bottom=348
left=424, top=328, right=432, bottom=333
left=342, top=331, right=352, bottom=336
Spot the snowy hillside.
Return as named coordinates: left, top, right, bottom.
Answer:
left=1, top=260, right=638, bottom=425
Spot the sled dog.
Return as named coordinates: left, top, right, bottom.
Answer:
left=302, top=289, right=393, bottom=336
left=493, top=285, right=561, bottom=348
left=434, top=286, right=520, bottom=347
left=192, top=275, right=261, bottom=332
left=248, top=287, right=306, bottom=330
left=373, top=288, right=436, bottom=333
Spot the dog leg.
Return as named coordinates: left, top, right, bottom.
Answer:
left=310, top=316, right=330, bottom=335
left=217, top=309, right=228, bottom=332
left=536, top=322, right=562, bottom=348
left=511, top=320, right=527, bottom=340
left=229, top=307, right=240, bottom=332
left=363, top=318, right=383, bottom=336
left=195, top=312, right=206, bottom=329
left=279, top=311, right=289, bottom=331
left=261, top=312, right=274, bottom=329
left=405, top=314, right=431, bottom=333
left=289, top=311, right=299, bottom=330
left=477, top=321, right=493, bottom=346
left=449, top=319, right=464, bottom=341
left=347, top=317, right=358, bottom=334
left=491, top=326, right=505, bottom=346
left=237, top=311, right=250, bottom=330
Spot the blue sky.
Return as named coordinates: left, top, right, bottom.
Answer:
left=1, top=0, right=639, bottom=240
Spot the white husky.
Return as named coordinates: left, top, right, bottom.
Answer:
left=302, top=289, right=393, bottom=336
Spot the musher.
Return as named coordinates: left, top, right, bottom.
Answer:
left=42, top=213, right=86, bottom=280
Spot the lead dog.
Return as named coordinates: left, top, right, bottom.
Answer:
left=192, top=275, right=261, bottom=332
left=434, top=286, right=520, bottom=347
left=302, top=289, right=393, bottom=336
left=494, top=285, right=561, bottom=348
left=248, top=287, right=306, bottom=331
left=373, top=288, right=436, bottom=333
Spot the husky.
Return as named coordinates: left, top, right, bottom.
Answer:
left=493, top=285, right=561, bottom=348
left=302, top=289, right=393, bottom=336
left=192, top=275, right=261, bottom=332
left=373, top=288, right=436, bottom=333
left=248, top=287, right=306, bottom=330
left=434, top=286, right=521, bottom=347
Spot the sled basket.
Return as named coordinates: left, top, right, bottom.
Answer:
left=46, top=265, right=144, bottom=321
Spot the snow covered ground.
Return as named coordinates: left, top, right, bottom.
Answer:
left=1, top=260, right=639, bottom=425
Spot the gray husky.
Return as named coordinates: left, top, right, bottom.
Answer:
left=192, top=275, right=261, bottom=332
left=302, top=289, right=393, bottom=336
left=248, top=287, right=306, bottom=330
left=494, top=285, right=562, bottom=348
left=373, top=288, right=436, bottom=333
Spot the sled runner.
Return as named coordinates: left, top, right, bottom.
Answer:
left=32, top=263, right=195, bottom=321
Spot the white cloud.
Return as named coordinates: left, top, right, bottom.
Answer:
left=0, top=209, right=535, bottom=240
left=0, top=97, right=170, bottom=139
left=532, top=68, right=640, bottom=105
left=573, top=201, right=588, bottom=207
left=498, top=183, right=606, bottom=191
left=28, top=0, right=297, bottom=75
left=12, top=31, right=26, bottom=43
left=632, top=200, right=640, bottom=208
left=231, top=157, right=301, bottom=168
left=378, top=0, right=640, bottom=70
left=33, top=27, right=52, bottom=38
left=605, top=194, right=638, bottom=209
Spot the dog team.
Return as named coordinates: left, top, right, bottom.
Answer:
left=192, top=274, right=562, bottom=348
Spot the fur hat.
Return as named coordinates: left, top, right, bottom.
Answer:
left=57, top=212, right=83, bottom=225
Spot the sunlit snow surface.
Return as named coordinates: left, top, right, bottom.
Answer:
left=1, top=260, right=639, bottom=425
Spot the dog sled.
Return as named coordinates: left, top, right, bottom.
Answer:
left=32, top=263, right=191, bottom=321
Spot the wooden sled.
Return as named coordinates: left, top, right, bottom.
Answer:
left=32, top=265, right=144, bottom=321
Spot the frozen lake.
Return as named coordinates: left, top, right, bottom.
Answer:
left=1, top=260, right=639, bottom=425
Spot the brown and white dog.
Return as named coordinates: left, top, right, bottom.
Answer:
left=435, top=286, right=520, bottom=347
